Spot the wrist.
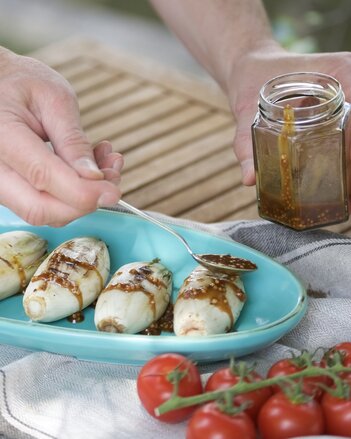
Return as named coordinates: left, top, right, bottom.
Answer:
left=223, top=39, right=284, bottom=96
left=224, top=42, right=288, bottom=116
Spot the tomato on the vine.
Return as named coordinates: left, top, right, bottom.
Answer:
left=186, top=402, right=256, bottom=439
left=323, top=342, right=351, bottom=379
left=321, top=383, right=351, bottom=436
left=330, top=342, right=351, bottom=363
left=258, top=392, right=325, bottom=439
left=137, top=353, right=202, bottom=423
left=267, top=358, right=328, bottom=400
left=205, top=367, right=271, bottom=421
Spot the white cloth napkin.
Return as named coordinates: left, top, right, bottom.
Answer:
left=1, top=210, right=351, bottom=439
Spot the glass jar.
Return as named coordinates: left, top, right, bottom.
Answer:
left=251, top=72, right=350, bottom=231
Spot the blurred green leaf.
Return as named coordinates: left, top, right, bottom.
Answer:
left=304, top=11, right=324, bottom=27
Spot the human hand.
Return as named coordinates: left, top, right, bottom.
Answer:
left=0, top=48, right=123, bottom=227
left=226, top=46, right=351, bottom=185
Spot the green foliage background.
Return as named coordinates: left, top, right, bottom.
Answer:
left=75, top=0, right=351, bottom=54
left=3, top=0, right=351, bottom=56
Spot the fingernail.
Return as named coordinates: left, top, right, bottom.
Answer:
left=240, top=159, right=255, bottom=185
left=75, top=157, right=102, bottom=173
left=112, top=156, right=124, bottom=172
left=97, top=192, right=119, bottom=207
left=98, top=140, right=112, bottom=156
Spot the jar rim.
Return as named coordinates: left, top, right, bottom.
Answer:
left=259, top=72, right=344, bottom=126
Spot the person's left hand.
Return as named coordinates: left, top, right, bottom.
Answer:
left=0, top=49, right=123, bottom=226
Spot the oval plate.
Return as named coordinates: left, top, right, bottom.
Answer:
left=0, top=207, right=307, bottom=365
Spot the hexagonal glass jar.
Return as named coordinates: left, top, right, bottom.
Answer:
left=252, top=72, right=350, bottom=230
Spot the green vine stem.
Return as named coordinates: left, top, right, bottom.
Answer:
left=155, top=364, right=351, bottom=416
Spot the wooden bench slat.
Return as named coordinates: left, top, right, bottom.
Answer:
left=183, top=185, right=257, bottom=222
left=147, top=166, right=240, bottom=216
left=79, top=77, right=141, bottom=112
left=122, top=127, right=235, bottom=192
left=31, top=38, right=229, bottom=111
left=86, top=94, right=190, bottom=143
left=124, top=147, right=235, bottom=207
left=123, top=112, right=232, bottom=171
left=110, top=104, right=209, bottom=152
left=32, top=47, right=82, bottom=68
left=221, top=202, right=260, bottom=222
left=72, top=70, right=119, bottom=96
left=54, top=58, right=99, bottom=80
left=81, top=85, right=166, bottom=128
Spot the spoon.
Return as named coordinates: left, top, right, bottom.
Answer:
left=118, top=200, right=257, bottom=275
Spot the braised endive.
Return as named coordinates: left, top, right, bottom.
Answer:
left=174, top=265, right=247, bottom=336
left=94, top=259, right=172, bottom=334
left=0, top=230, right=48, bottom=300
left=23, top=237, right=110, bottom=322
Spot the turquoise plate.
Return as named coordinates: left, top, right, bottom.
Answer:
left=0, top=207, right=307, bottom=365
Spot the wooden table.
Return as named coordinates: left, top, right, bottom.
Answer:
left=31, top=38, right=351, bottom=236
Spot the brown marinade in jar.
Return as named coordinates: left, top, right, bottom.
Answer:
left=252, top=72, right=350, bottom=231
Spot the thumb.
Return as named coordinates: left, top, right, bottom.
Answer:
left=39, top=86, right=103, bottom=180
left=232, top=100, right=257, bottom=186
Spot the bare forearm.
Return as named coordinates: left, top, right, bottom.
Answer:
left=150, top=0, right=279, bottom=91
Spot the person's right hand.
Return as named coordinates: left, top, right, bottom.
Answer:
left=225, top=45, right=351, bottom=186
left=0, top=48, right=123, bottom=227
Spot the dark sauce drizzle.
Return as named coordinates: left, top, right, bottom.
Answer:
left=179, top=269, right=246, bottom=332
left=0, top=255, right=28, bottom=292
left=139, top=303, right=174, bottom=335
left=66, top=264, right=245, bottom=335
left=102, top=265, right=167, bottom=321
left=32, top=240, right=103, bottom=311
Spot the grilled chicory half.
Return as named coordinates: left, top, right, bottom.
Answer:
left=174, top=265, right=247, bottom=336
left=94, top=259, right=172, bottom=334
left=0, top=230, right=47, bottom=300
left=23, top=237, right=110, bottom=322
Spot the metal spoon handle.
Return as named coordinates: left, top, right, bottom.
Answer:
left=118, top=200, right=194, bottom=257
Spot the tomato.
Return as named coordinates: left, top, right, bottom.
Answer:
left=205, top=367, right=271, bottom=421
left=331, top=342, right=351, bottom=361
left=137, top=353, right=202, bottom=423
left=323, top=342, right=351, bottom=379
left=186, top=402, right=256, bottom=439
left=267, top=358, right=328, bottom=400
left=258, top=392, right=325, bottom=439
left=321, top=386, right=351, bottom=436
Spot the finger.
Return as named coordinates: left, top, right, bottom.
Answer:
left=100, top=153, right=124, bottom=173
left=101, top=168, right=122, bottom=185
left=0, top=122, right=120, bottom=211
left=94, top=140, right=112, bottom=163
left=0, top=160, right=103, bottom=227
left=36, top=84, right=104, bottom=180
left=232, top=100, right=257, bottom=186
left=94, top=141, right=124, bottom=173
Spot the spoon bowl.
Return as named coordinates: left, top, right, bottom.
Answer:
left=118, top=200, right=257, bottom=275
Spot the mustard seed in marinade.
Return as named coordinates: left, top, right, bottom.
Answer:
left=67, top=311, right=85, bottom=323
left=139, top=303, right=174, bottom=335
left=199, top=254, right=257, bottom=271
